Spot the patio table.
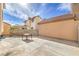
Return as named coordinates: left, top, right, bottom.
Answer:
left=22, top=33, right=32, bottom=40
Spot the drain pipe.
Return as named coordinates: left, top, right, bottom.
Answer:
left=74, top=14, right=79, bottom=45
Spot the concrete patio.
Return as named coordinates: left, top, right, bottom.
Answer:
left=0, top=36, right=79, bottom=56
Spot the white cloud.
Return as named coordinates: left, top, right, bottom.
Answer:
left=4, top=3, right=47, bottom=21
left=3, top=19, right=15, bottom=25
left=41, top=3, right=47, bottom=6
left=33, top=3, right=47, bottom=16
left=19, top=3, right=27, bottom=6
left=57, top=3, right=72, bottom=12
left=4, top=3, right=31, bottom=20
left=4, top=3, right=48, bottom=25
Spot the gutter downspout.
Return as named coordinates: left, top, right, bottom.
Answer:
left=74, top=14, right=79, bottom=45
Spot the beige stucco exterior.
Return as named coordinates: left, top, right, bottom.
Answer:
left=72, top=4, right=79, bottom=15
left=0, top=3, right=4, bottom=35
left=71, top=3, right=79, bottom=41
left=25, top=17, right=32, bottom=30
left=38, top=15, right=78, bottom=41
left=24, top=16, right=41, bottom=30
left=2, top=22, right=11, bottom=36
left=38, top=3, right=79, bottom=41
left=32, top=16, right=41, bottom=30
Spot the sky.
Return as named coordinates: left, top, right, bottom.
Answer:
left=3, top=3, right=72, bottom=25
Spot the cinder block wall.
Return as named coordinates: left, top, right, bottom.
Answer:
left=38, top=19, right=77, bottom=41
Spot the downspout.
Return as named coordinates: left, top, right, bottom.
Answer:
left=74, top=14, right=79, bottom=44
left=71, top=3, right=79, bottom=45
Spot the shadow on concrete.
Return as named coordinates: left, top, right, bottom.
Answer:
left=23, top=39, right=34, bottom=43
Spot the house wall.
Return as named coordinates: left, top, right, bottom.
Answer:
left=32, top=16, right=41, bottom=30
left=0, top=4, right=3, bottom=35
left=26, top=20, right=32, bottom=30
left=24, top=16, right=41, bottom=30
left=2, top=22, right=11, bottom=36
left=38, top=19, right=77, bottom=41
left=71, top=3, right=79, bottom=41
left=72, top=4, right=79, bottom=15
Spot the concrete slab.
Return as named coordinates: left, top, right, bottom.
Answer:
left=0, top=37, right=79, bottom=56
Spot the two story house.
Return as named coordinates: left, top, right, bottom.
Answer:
left=24, top=16, right=41, bottom=30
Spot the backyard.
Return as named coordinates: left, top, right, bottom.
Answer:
left=0, top=3, right=79, bottom=56
left=0, top=36, right=79, bottom=56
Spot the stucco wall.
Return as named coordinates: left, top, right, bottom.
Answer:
left=32, top=16, right=41, bottom=30
left=2, top=23, right=11, bottom=36
left=38, top=19, right=77, bottom=41
left=0, top=4, right=3, bottom=35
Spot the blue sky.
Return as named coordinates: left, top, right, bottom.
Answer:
left=3, top=3, right=72, bottom=25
